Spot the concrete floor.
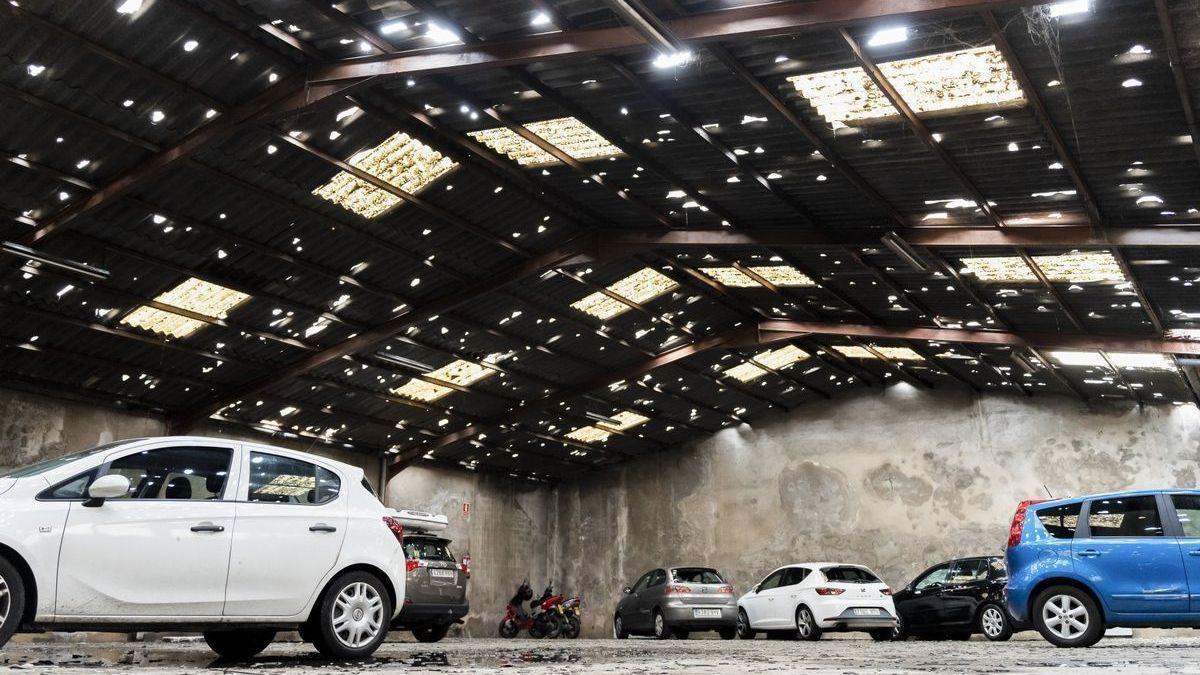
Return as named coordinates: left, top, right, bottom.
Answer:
left=5, top=636, right=1200, bottom=674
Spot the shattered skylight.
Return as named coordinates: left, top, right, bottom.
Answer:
left=787, top=45, right=1024, bottom=127
left=468, top=116, right=623, bottom=166
left=390, top=358, right=498, bottom=402
left=725, top=344, right=810, bottom=382
left=833, top=345, right=925, bottom=361
left=313, top=132, right=457, bottom=218
left=120, top=277, right=250, bottom=339
left=1049, top=350, right=1173, bottom=370
left=960, top=252, right=1126, bottom=283
left=565, top=410, right=649, bottom=443
left=700, top=265, right=815, bottom=288
left=571, top=268, right=678, bottom=320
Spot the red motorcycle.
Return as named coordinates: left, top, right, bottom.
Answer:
left=499, top=581, right=564, bottom=638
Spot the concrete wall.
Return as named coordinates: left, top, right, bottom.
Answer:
left=549, top=386, right=1200, bottom=637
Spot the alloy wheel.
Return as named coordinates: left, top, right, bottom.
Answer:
left=1042, top=594, right=1088, bottom=640
left=331, top=582, right=384, bottom=649
left=654, top=613, right=665, bottom=637
left=0, top=574, right=8, bottom=629
left=613, top=616, right=622, bottom=638
left=797, top=609, right=812, bottom=637
left=736, top=610, right=749, bottom=637
left=891, top=614, right=904, bottom=639
left=982, top=607, right=1005, bottom=637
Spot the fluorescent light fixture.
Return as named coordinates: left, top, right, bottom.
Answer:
left=312, top=132, right=457, bottom=218
left=652, top=50, right=692, bottom=69
left=120, top=278, right=250, bottom=339
left=1048, top=0, right=1090, bottom=17
left=1, top=241, right=111, bottom=281
left=571, top=268, right=677, bottom=320
left=379, top=20, right=408, bottom=35
left=867, top=26, right=909, bottom=47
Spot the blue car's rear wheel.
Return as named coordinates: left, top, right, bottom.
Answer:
left=1033, top=586, right=1103, bottom=648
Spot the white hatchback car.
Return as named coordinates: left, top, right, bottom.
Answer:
left=736, top=563, right=897, bottom=641
left=0, top=436, right=406, bottom=660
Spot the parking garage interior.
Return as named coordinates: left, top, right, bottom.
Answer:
left=5, top=0, right=1200, bottom=671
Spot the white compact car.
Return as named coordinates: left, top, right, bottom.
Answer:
left=0, top=436, right=406, bottom=660
left=736, top=563, right=897, bottom=641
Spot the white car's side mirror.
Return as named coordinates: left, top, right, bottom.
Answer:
left=84, top=474, right=130, bottom=506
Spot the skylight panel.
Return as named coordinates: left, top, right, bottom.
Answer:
left=312, top=132, right=457, bottom=218
left=701, top=265, right=815, bottom=288
left=1049, top=350, right=1172, bottom=370
left=390, top=358, right=497, bottom=402
left=833, top=345, right=925, bottom=361
left=120, top=278, right=249, bottom=339
left=725, top=344, right=810, bottom=382
left=1167, top=329, right=1200, bottom=342
left=960, top=252, right=1126, bottom=283
left=564, top=410, right=649, bottom=444
left=468, top=117, right=623, bottom=166
left=570, top=268, right=677, bottom=320
left=787, top=45, right=1024, bottom=126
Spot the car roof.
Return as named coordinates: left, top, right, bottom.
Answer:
left=1030, top=488, right=1190, bottom=508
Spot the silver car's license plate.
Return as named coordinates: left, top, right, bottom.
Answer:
left=692, top=608, right=721, bottom=619
left=429, top=568, right=456, bottom=579
left=853, top=608, right=882, bottom=616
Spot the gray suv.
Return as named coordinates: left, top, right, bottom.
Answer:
left=614, top=567, right=737, bottom=639
left=391, top=532, right=468, bottom=642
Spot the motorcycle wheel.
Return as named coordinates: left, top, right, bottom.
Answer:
left=498, top=619, right=519, bottom=639
left=544, top=614, right=564, bottom=639
left=564, top=615, right=581, bottom=639
left=528, top=622, right=546, bottom=639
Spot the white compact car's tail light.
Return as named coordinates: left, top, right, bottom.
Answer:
left=815, top=587, right=845, bottom=596
left=382, top=516, right=405, bottom=544
left=880, top=587, right=894, bottom=596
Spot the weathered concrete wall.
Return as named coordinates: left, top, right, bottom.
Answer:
left=386, top=466, right=554, bottom=637
left=549, top=386, right=1200, bottom=637
left=0, top=389, right=381, bottom=487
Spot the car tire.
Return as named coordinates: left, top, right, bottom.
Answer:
left=0, top=557, right=25, bottom=651
left=652, top=610, right=670, bottom=640
left=613, top=613, right=628, bottom=639
left=869, top=629, right=893, bottom=641
left=891, top=614, right=908, bottom=641
left=1033, top=585, right=1103, bottom=648
left=719, top=627, right=737, bottom=640
left=203, top=630, right=275, bottom=660
left=736, top=609, right=755, bottom=640
left=795, top=606, right=822, bottom=641
left=978, top=603, right=1013, bottom=642
left=412, top=624, right=450, bottom=643
left=310, top=571, right=392, bottom=659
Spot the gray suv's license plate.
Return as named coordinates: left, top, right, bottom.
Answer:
left=430, top=569, right=456, bottom=579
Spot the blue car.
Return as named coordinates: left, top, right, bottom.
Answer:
left=1005, top=490, right=1200, bottom=647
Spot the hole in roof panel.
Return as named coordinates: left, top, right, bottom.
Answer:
left=119, top=278, right=250, bottom=339
left=312, top=132, right=457, bottom=218
left=787, top=45, right=1025, bottom=127
left=468, top=117, right=623, bottom=166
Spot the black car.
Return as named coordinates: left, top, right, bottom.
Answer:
left=891, top=556, right=1017, bottom=641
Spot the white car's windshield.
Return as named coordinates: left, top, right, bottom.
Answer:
left=0, top=441, right=133, bottom=479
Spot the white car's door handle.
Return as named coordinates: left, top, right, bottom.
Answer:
left=309, top=523, right=338, bottom=533
left=190, top=522, right=224, bottom=533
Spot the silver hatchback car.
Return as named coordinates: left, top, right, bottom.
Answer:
left=614, top=567, right=737, bottom=639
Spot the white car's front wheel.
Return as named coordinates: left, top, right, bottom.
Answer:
left=0, top=557, right=25, bottom=650
left=311, top=572, right=392, bottom=659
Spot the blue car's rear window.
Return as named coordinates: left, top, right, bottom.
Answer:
left=1036, top=502, right=1081, bottom=539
